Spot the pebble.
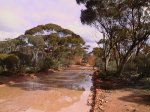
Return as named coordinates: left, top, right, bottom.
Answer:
left=105, top=100, right=108, bottom=103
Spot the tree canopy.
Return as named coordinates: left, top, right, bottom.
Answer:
left=77, top=0, right=150, bottom=75
left=25, top=23, right=74, bottom=35
left=0, top=23, right=86, bottom=74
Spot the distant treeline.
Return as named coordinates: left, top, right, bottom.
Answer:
left=0, top=23, right=88, bottom=75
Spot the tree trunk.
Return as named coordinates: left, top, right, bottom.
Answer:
left=136, top=43, right=142, bottom=56
left=117, top=57, right=127, bottom=76
left=104, top=54, right=110, bottom=72
left=113, top=48, right=120, bottom=70
left=117, top=46, right=135, bottom=76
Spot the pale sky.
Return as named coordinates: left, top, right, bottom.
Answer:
left=0, top=0, right=102, bottom=49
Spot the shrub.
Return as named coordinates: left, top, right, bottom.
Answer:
left=0, top=54, right=19, bottom=74
left=135, top=54, right=150, bottom=78
left=124, top=61, right=137, bottom=72
left=40, top=57, right=55, bottom=71
left=11, top=51, right=30, bottom=66
left=25, top=67, right=38, bottom=74
left=100, top=70, right=117, bottom=80
left=108, top=60, right=117, bottom=71
left=59, top=58, right=71, bottom=68
left=4, top=54, right=19, bottom=73
left=123, top=54, right=150, bottom=79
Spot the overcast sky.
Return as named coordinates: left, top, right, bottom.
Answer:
left=0, top=0, right=102, bottom=49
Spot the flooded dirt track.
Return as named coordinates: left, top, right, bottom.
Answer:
left=0, top=67, right=93, bottom=112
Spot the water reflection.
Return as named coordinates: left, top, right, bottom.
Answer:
left=0, top=69, right=93, bottom=112
left=10, top=70, right=92, bottom=91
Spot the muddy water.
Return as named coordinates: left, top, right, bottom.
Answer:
left=0, top=69, right=93, bottom=112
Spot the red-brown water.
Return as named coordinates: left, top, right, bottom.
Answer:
left=0, top=68, right=93, bottom=112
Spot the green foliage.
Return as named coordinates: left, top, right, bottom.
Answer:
left=74, top=46, right=85, bottom=56
left=11, top=51, right=30, bottom=65
left=4, top=54, right=19, bottom=72
left=0, top=40, right=16, bottom=53
left=77, top=0, right=150, bottom=75
left=47, top=33, right=58, bottom=47
left=122, top=54, right=150, bottom=79
left=0, top=23, right=86, bottom=75
left=10, top=51, right=31, bottom=73
left=67, top=35, right=85, bottom=45
left=100, top=70, right=117, bottom=80
left=0, top=54, right=19, bottom=74
left=25, top=26, right=44, bottom=35
left=44, top=23, right=62, bottom=31
left=25, top=23, right=74, bottom=35
left=15, top=36, right=27, bottom=46
left=124, top=61, right=137, bottom=72
left=0, top=54, right=10, bottom=70
left=108, top=60, right=117, bottom=71
left=59, top=29, right=74, bottom=35
left=92, top=47, right=103, bottom=57
left=28, top=36, right=45, bottom=47
left=135, top=54, right=150, bottom=78
left=40, top=57, right=55, bottom=71
left=59, top=56, right=71, bottom=67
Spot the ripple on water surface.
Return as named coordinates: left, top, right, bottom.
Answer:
left=0, top=69, right=93, bottom=112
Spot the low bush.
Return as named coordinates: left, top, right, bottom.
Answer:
left=100, top=70, right=117, bottom=80
left=0, top=54, right=19, bottom=74
left=25, top=67, right=38, bottom=74
left=123, top=54, right=150, bottom=79
left=135, top=54, right=150, bottom=78
left=40, top=57, right=56, bottom=71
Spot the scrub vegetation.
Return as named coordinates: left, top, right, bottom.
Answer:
left=0, top=23, right=87, bottom=75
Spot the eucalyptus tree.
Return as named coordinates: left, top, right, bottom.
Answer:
left=77, top=0, right=122, bottom=71
left=92, top=47, right=104, bottom=69
left=46, top=33, right=59, bottom=59
left=0, top=41, right=9, bottom=53
left=0, top=39, right=16, bottom=53
left=77, top=0, right=150, bottom=75
left=0, top=22, right=87, bottom=74
left=66, top=35, right=85, bottom=54
left=13, top=35, right=28, bottom=52
left=92, top=47, right=103, bottom=58
left=27, top=35, right=45, bottom=68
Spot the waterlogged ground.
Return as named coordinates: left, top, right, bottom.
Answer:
left=0, top=67, right=93, bottom=112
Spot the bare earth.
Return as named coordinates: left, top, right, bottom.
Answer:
left=93, top=76, right=150, bottom=112
left=0, top=66, right=150, bottom=112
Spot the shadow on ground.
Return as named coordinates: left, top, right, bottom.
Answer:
left=94, top=75, right=150, bottom=106
left=118, top=90, right=150, bottom=106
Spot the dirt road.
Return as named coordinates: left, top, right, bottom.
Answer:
left=0, top=67, right=93, bottom=112
left=93, top=76, right=150, bottom=112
